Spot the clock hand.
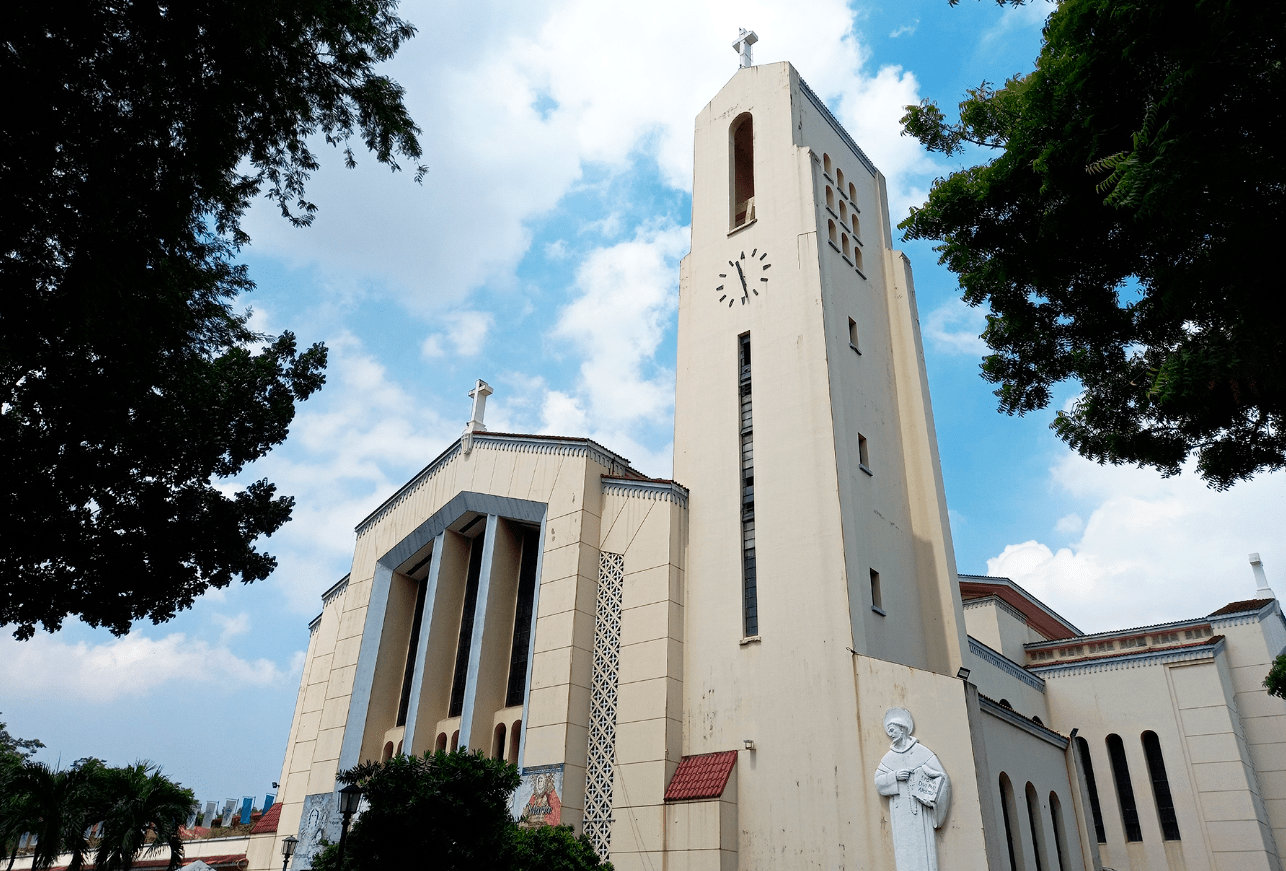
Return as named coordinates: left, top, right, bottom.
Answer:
left=734, top=260, right=749, bottom=296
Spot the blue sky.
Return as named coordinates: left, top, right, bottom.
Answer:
left=4, top=0, right=1284, bottom=806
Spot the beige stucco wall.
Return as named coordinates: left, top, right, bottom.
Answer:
left=1040, top=643, right=1281, bottom=871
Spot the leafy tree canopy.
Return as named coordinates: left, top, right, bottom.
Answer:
left=1265, top=653, right=1286, bottom=700
left=1, top=1, right=424, bottom=639
left=0, top=715, right=44, bottom=772
left=900, top=0, right=1285, bottom=488
left=311, top=750, right=610, bottom=871
left=0, top=757, right=194, bottom=871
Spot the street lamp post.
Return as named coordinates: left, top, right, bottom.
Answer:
left=279, top=835, right=297, bottom=871
left=335, top=783, right=363, bottom=868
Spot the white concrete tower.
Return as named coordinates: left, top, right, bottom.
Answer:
left=673, top=61, right=972, bottom=865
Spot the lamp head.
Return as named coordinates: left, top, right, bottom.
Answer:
left=338, top=783, right=364, bottom=815
left=281, top=835, right=298, bottom=858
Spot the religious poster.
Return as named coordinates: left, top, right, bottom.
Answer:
left=510, top=764, right=564, bottom=827
left=291, top=792, right=340, bottom=871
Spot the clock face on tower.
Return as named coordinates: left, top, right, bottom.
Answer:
left=716, top=248, right=771, bottom=307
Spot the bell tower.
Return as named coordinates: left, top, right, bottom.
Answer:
left=672, top=59, right=971, bottom=861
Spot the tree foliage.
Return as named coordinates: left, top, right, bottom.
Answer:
left=311, top=750, right=610, bottom=871
left=900, top=0, right=1285, bottom=488
left=0, top=758, right=194, bottom=871
left=1265, top=654, right=1286, bottom=700
left=0, top=0, right=425, bottom=639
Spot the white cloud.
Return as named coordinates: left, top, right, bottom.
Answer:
left=246, top=332, right=462, bottom=612
left=890, top=21, right=919, bottom=38
left=421, top=310, right=494, bottom=358
left=241, top=0, right=939, bottom=312
left=986, top=454, right=1286, bottom=632
left=1054, top=513, right=1084, bottom=536
left=212, top=612, right=251, bottom=643
left=548, top=223, right=688, bottom=430
left=924, top=297, right=988, bottom=355
left=0, top=629, right=293, bottom=704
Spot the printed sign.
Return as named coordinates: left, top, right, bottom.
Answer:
left=511, top=764, right=564, bottom=828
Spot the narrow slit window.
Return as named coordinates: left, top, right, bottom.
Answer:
left=854, top=247, right=864, bottom=271
left=848, top=317, right=860, bottom=352
left=396, top=574, right=429, bottom=727
left=839, top=201, right=848, bottom=224
left=505, top=526, right=541, bottom=707
left=823, top=153, right=833, bottom=176
left=1141, top=731, right=1181, bottom=840
left=842, top=234, right=851, bottom=257
left=828, top=220, right=837, bottom=245
left=858, top=434, right=870, bottom=470
left=836, top=167, right=845, bottom=191
left=1106, top=733, right=1143, bottom=842
left=849, top=181, right=857, bottom=202
left=492, top=723, right=506, bottom=759
left=870, top=569, right=882, bottom=612
left=449, top=524, right=488, bottom=718
left=852, top=214, right=860, bottom=237
left=1076, top=737, right=1107, bottom=843
left=826, top=186, right=835, bottom=211
left=731, top=113, right=755, bottom=228
left=739, top=333, right=758, bottom=637
left=1026, top=782, right=1047, bottom=871
left=999, top=773, right=1022, bottom=871
left=1049, top=792, right=1070, bottom=871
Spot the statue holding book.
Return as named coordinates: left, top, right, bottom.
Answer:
left=874, top=707, right=952, bottom=870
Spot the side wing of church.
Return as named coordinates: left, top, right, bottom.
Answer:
left=245, top=58, right=1286, bottom=871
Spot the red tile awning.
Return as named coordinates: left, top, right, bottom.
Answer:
left=664, top=751, right=738, bottom=802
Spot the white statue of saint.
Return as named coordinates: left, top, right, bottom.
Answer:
left=874, top=707, right=952, bottom=871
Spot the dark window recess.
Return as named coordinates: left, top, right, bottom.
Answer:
left=505, top=527, right=541, bottom=707
left=1000, top=777, right=1019, bottom=871
left=739, top=334, right=758, bottom=636
left=1106, top=733, right=1143, bottom=842
left=395, top=576, right=429, bottom=726
left=1142, top=731, right=1181, bottom=840
left=1026, top=788, right=1045, bottom=871
left=449, top=524, right=488, bottom=717
left=1077, top=737, right=1108, bottom=843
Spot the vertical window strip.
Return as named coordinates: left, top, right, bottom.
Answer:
left=1049, top=793, right=1069, bottom=871
left=505, top=527, right=541, bottom=708
left=1000, top=775, right=1020, bottom=871
left=1141, top=732, right=1181, bottom=840
left=1106, top=734, right=1144, bottom=842
left=1076, top=737, right=1108, bottom=843
left=739, top=334, right=758, bottom=636
left=1026, top=784, right=1046, bottom=871
left=395, top=576, right=429, bottom=727
left=448, top=525, right=487, bottom=718
left=583, top=552, right=625, bottom=861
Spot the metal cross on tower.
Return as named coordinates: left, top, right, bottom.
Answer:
left=733, top=28, right=758, bottom=69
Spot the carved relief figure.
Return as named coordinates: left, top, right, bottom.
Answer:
left=874, top=708, right=951, bottom=871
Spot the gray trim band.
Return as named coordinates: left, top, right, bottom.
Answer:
left=458, top=516, right=500, bottom=752
left=968, top=636, right=1046, bottom=692
left=979, top=696, right=1069, bottom=749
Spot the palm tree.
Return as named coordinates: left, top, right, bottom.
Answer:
left=0, top=759, right=103, bottom=871
left=92, top=762, right=195, bottom=871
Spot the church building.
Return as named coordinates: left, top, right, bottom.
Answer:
left=248, top=45, right=1286, bottom=871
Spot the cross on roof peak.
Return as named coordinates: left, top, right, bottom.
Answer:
left=733, top=28, right=758, bottom=69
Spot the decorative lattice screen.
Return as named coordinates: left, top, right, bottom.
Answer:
left=582, top=551, right=624, bottom=860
